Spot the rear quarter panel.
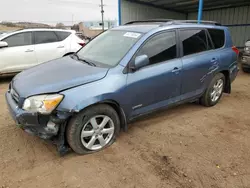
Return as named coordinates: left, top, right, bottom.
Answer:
left=218, top=28, right=238, bottom=81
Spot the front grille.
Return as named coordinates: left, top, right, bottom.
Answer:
left=9, top=83, right=20, bottom=104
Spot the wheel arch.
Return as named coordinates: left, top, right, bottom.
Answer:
left=99, top=100, right=128, bottom=132
left=73, top=99, right=128, bottom=132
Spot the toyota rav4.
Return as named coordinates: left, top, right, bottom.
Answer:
left=6, top=20, right=239, bottom=155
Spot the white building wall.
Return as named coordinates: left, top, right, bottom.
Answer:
left=188, top=6, right=250, bottom=47
left=121, top=0, right=186, bottom=25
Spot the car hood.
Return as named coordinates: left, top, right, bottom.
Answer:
left=12, top=56, right=109, bottom=97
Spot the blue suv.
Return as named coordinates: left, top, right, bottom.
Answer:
left=6, top=20, right=239, bottom=155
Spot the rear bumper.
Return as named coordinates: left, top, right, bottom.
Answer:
left=242, top=55, right=250, bottom=68
left=5, top=91, right=70, bottom=139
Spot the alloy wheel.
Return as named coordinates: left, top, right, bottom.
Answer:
left=81, top=115, right=115, bottom=151
left=210, top=79, right=224, bottom=102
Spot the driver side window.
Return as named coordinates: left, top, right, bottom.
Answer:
left=3, top=32, right=32, bottom=47
left=136, top=31, right=177, bottom=66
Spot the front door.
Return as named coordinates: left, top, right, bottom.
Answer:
left=126, top=31, right=182, bottom=118
left=0, top=32, right=37, bottom=73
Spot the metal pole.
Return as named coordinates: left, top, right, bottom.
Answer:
left=100, top=0, right=104, bottom=31
left=118, top=0, right=121, bottom=25
left=198, top=0, right=203, bottom=24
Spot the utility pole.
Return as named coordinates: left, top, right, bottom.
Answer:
left=100, top=0, right=105, bottom=31
left=72, top=14, right=74, bottom=26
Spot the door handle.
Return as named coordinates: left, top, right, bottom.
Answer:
left=172, top=67, right=179, bottom=73
left=25, top=49, right=33, bottom=52
left=57, top=45, right=64, bottom=48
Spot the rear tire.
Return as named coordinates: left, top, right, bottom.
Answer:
left=66, top=104, right=120, bottom=155
left=200, top=73, right=225, bottom=107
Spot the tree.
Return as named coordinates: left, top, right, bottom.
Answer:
left=71, top=24, right=79, bottom=31
left=56, top=23, right=65, bottom=29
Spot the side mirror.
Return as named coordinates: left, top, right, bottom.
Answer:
left=133, top=55, right=149, bottom=70
left=0, top=41, right=8, bottom=48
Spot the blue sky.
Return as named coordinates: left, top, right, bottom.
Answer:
left=1, top=0, right=118, bottom=25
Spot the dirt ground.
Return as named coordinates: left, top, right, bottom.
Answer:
left=0, top=25, right=21, bottom=31
left=0, top=72, right=250, bottom=188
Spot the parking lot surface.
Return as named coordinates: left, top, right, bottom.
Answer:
left=0, top=72, right=250, bottom=188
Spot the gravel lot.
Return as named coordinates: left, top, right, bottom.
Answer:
left=0, top=72, right=250, bottom=188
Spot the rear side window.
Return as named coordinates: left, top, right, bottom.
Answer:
left=137, top=31, right=177, bottom=65
left=3, top=32, right=32, bottom=47
left=55, top=31, right=71, bottom=41
left=35, top=31, right=58, bottom=44
left=180, top=29, right=209, bottom=56
left=207, top=29, right=225, bottom=49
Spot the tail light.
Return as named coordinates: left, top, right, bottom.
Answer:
left=79, top=42, right=85, bottom=47
left=232, top=46, right=239, bottom=55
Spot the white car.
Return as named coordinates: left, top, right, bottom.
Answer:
left=0, top=29, right=85, bottom=75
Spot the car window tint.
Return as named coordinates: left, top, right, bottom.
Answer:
left=137, top=31, right=177, bottom=65
left=55, top=31, right=71, bottom=41
left=180, top=29, right=208, bottom=56
left=207, top=29, right=225, bottom=49
left=3, top=32, right=32, bottom=47
left=35, top=31, right=58, bottom=44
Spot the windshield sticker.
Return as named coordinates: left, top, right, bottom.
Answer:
left=124, top=32, right=141, bottom=38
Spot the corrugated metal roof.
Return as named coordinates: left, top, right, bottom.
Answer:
left=126, top=0, right=250, bottom=13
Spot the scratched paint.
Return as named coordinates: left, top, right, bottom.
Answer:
left=200, top=63, right=219, bottom=83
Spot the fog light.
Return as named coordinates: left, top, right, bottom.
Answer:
left=45, top=121, right=59, bottom=134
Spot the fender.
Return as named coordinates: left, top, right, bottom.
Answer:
left=59, top=95, right=128, bottom=131
left=57, top=72, right=129, bottom=131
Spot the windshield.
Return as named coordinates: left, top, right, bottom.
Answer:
left=77, top=30, right=142, bottom=67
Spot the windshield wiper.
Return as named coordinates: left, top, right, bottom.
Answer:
left=71, top=54, right=96, bottom=67
left=80, top=58, right=96, bottom=67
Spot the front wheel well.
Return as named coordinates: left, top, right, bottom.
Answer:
left=220, top=70, right=231, bottom=94
left=98, top=100, right=127, bottom=132
left=71, top=101, right=127, bottom=132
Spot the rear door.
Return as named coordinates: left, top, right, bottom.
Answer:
left=54, top=31, right=73, bottom=53
left=0, top=32, right=37, bottom=73
left=34, top=31, right=66, bottom=64
left=179, top=29, right=220, bottom=100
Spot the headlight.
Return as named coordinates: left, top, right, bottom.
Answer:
left=245, top=47, right=249, bottom=51
left=22, top=94, right=63, bottom=114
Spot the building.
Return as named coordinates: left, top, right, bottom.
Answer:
left=78, top=22, right=104, bottom=38
left=119, top=0, right=250, bottom=48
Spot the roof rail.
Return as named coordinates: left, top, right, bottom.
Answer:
left=125, top=19, right=221, bottom=26
left=169, top=20, right=221, bottom=26
left=125, top=19, right=173, bottom=25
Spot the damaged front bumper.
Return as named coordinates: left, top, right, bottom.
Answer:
left=5, top=91, right=72, bottom=154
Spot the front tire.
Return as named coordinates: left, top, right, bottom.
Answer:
left=66, top=104, right=120, bottom=155
left=200, top=73, right=225, bottom=107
